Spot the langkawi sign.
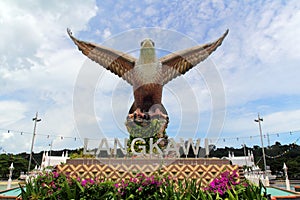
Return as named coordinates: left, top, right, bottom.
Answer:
left=83, top=137, right=209, bottom=158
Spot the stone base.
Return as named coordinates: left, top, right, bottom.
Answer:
left=56, top=158, right=243, bottom=186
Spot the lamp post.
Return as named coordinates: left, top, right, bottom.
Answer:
left=7, top=163, right=14, bottom=189
left=254, top=113, right=267, bottom=174
left=28, top=112, right=41, bottom=173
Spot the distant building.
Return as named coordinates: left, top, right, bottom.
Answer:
left=222, top=150, right=276, bottom=183
left=222, top=150, right=255, bottom=167
left=41, top=151, right=69, bottom=169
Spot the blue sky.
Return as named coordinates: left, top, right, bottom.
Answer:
left=1, top=0, right=300, bottom=153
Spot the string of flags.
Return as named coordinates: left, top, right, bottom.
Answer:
left=0, top=128, right=78, bottom=141
left=251, top=136, right=300, bottom=165
left=264, top=136, right=300, bottom=159
left=218, top=130, right=300, bottom=142
left=265, top=150, right=290, bottom=159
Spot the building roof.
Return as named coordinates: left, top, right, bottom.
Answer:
left=41, top=151, right=69, bottom=169
left=222, top=150, right=255, bottom=167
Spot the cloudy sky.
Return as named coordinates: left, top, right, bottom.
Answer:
left=1, top=0, right=300, bottom=154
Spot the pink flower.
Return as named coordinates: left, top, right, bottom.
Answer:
left=52, top=171, right=59, bottom=178
left=50, top=181, right=56, bottom=189
left=137, top=173, right=145, bottom=178
left=242, top=182, right=249, bottom=187
left=87, top=178, right=95, bottom=185
left=81, top=179, right=87, bottom=187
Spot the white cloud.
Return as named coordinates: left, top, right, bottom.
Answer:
left=0, top=0, right=97, bottom=70
left=0, top=101, right=27, bottom=126
left=103, top=28, right=111, bottom=39
left=264, top=110, right=300, bottom=133
left=0, top=132, right=13, bottom=144
left=0, top=0, right=97, bottom=153
left=144, top=6, right=158, bottom=17
left=208, top=1, right=300, bottom=111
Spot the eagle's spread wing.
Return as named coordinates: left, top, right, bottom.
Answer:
left=67, top=29, right=137, bottom=85
left=160, top=29, right=228, bottom=85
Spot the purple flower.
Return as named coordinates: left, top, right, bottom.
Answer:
left=88, top=178, right=95, bottom=185
left=137, top=173, right=145, bottom=178
left=50, top=181, right=56, bottom=189
left=242, top=182, right=249, bottom=187
left=81, top=179, right=87, bottom=187
left=218, top=189, right=224, bottom=195
left=138, top=187, right=142, bottom=192
left=53, top=171, right=59, bottom=178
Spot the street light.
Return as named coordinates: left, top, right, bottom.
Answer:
left=254, top=113, right=267, bottom=174
left=28, top=112, right=41, bottom=173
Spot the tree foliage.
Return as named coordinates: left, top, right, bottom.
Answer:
left=0, top=154, right=28, bottom=179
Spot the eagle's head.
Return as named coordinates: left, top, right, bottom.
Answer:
left=140, top=38, right=155, bottom=48
left=138, top=38, right=156, bottom=64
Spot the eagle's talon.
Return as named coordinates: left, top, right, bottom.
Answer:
left=133, top=108, right=146, bottom=118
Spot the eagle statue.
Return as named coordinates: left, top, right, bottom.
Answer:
left=67, top=29, right=228, bottom=136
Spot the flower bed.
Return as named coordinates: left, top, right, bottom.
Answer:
left=19, top=170, right=268, bottom=200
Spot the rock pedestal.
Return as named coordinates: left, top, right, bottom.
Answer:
left=125, top=116, right=169, bottom=153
